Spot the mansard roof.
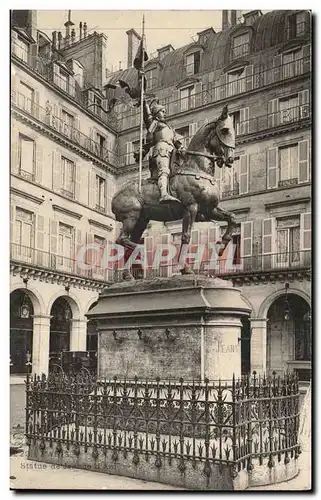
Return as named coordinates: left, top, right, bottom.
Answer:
left=106, top=10, right=310, bottom=89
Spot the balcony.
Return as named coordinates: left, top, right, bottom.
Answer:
left=12, top=91, right=118, bottom=167
left=117, top=55, right=310, bottom=130
left=95, top=204, right=106, bottom=214
left=221, top=187, right=240, bottom=199
left=278, top=178, right=298, bottom=188
left=11, top=41, right=119, bottom=131
left=10, top=243, right=115, bottom=284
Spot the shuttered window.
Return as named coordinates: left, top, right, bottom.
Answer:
left=300, top=213, right=311, bottom=251
left=19, top=135, right=34, bottom=181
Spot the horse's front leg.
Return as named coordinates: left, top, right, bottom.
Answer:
left=209, top=206, right=237, bottom=257
left=179, top=204, right=198, bottom=275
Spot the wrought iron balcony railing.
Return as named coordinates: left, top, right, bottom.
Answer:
left=10, top=243, right=311, bottom=283
left=12, top=91, right=118, bottom=167
left=11, top=41, right=119, bottom=130
left=117, top=55, right=310, bottom=129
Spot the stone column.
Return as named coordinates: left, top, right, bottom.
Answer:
left=250, top=318, right=268, bottom=375
left=204, top=316, right=242, bottom=380
left=70, top=319, right=87, bottom=351
left=32, top=315, right=51, bottom=376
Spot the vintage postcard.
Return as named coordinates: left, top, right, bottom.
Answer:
left=10, top=8, right=311, bottom=491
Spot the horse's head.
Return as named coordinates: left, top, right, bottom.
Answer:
left=206, top=105, right=235, bottom=167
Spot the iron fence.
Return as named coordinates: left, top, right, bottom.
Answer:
left=25, top=371, right=300, bottom=476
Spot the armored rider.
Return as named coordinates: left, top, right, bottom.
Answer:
left=134, top=99, right=185, bottom=204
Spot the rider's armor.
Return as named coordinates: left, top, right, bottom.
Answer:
left=141, top=100, right=183, bottom=203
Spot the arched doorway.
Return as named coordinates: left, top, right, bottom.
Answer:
left=267, top=293, right=311, bottom=379
left=49, top=297, right=72, bottom=360
left=10, top=290, right=34, bottom=373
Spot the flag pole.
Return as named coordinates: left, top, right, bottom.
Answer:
left=138, top=15, right=145, bottom=194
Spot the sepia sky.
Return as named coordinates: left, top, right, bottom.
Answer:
left=36, top=10, right=265, bottom=72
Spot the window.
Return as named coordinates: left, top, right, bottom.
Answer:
left=19, top=82, right=34, bottom=114
left=146, top=68, right=158, bottom=90
left=287, top=12, right=307, bottom=38
left=93, top=95, right=102, bottom=118
left=276, top=217, right=300, bottom=267
left=221, top=158, right=240, bottom=198
left=15, top=208, right=34, bottom=261
left=227, top=69, right=245, bottom=97
left=185, top=52, right=200, bottom=76
left=61, top=109, right=74, bottom=138
left=96, top=175, right=106, bottom=212
left=58, top=223, right=73, bottom=270
left=175, top=125, right=190, bottom=148
left=59, top=69, right=68, bottom=93
left=93, top=235, right=106, bottom=274
left=283, top=49, right=303, bottom=78
left=61, top=157, right=75, bottom=198
left=231, top=33, right=250, bottom=59
left=180, top=86, right=195, bottom=111
left=279, top=95, right=299, bottom=124
left=14, top=36, right=29, bottom=62
left=95, top=132, right=107, bottom=160
left=279, top=145, right=299, bottom=185
left=18, top=135, right=35, bottom=181
left=230, top=111, right=240, bottom=135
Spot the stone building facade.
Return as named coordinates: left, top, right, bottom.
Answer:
left=10, top=10, right=311, bottom=381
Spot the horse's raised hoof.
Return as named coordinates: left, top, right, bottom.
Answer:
left=180, top=266, right=195, bottom=275
left=123, top=270, right=135, bottom=281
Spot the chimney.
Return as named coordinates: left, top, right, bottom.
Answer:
left=71, top=28, right=76, bottom=44
left=83, top=22, right=87, bottom=38
left=52, top=31, right=57, bottom=50
left=119, top=61, right=122, bottom=71
left=222, top=10, right=240, bottom=31
left=157, top=44, right=174, bottom=61
left=57, top=31, right=62, bottom=50
left=243, top=10, right=262, bottom=26
left=79, top=22, right=83, bottom=40
left=64, top=10, right=74, bottom=48
left=126, top=28, right=141, bottom=68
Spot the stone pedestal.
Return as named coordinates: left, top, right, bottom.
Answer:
left=87, top=275, right=251, bottom=381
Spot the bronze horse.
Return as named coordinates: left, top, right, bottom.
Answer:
left=112, top=105, right=236, bottom=279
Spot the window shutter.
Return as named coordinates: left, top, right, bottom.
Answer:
left=194, top=82, right=203, bottom=108
left=36, top=214, right=44, bottom=265
left=267, top=148, right=278, bottom=189
left=220, top=73, right=227, bottom=100
left=49, top=219, right=58, bottom=268
left=262, top=218, right=276, bottom=269
left=190, top=229, right=200, bottom=268
left=75, top=162, right=81, bottom=201
left=125, top=141, right=133, bottom=165
left=11, top=128, right=19, bottom=175
left=86, top=232, right=95, bottom=267
left=273, top=54, right=282, bottom=83
left=34, top=90, right=40, bottom=119
left=171, top=90, right=179, bottom=115
left=35, top=142, right=43, bottom=184
left=268, top=99, right=279, bottom=128
left=239, top=154, right=249, bottom=194
left=53, top=62, right=60, bottom=86
left=240, top=108, right=249, bottom=135
left=144, top=235, right=155, bottom=278
left=52, top=150, right=61, bottom=191
left=88, top=169, right=97, bottom=208
left=245, top=65, right=253, bottom=92
left=299, top=89, right=310, bottom=119
left=160, top=233, right=171, bottom=277
left=300, top=212, right=311, bottom=251
left=302, top=44, right=311, bottom=73
left=74, top=116, right=81, bottom=144
left=241, top=221, right=253, bottom=272
left=87, top=90, right=95, bottom=108
left=206, top=226, right=219, bottom=266
left=298, top=140, right=309, bottom=183
left=10, top=204, right=16, bottom=245
left=189, top=122, right=198, bottom=140
left=76, top=229, right=84, bottom=276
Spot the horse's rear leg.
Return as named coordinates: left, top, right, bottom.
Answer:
left=116, top=215, right=149, bottom=281
left=208, top=206, right=237, bottom=257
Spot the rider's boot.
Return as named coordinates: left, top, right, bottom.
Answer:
left=158, top=174, right=180, bottom=203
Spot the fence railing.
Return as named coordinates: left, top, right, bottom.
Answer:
left=117, top=55, right=310, bottom=129
left=11, top=41, right=119, bottom=131
left=12, top=91, right=118, bottom=167
left=10, top=243, right=311, bottom=282
left=25, top=371, right=300, bottom=483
